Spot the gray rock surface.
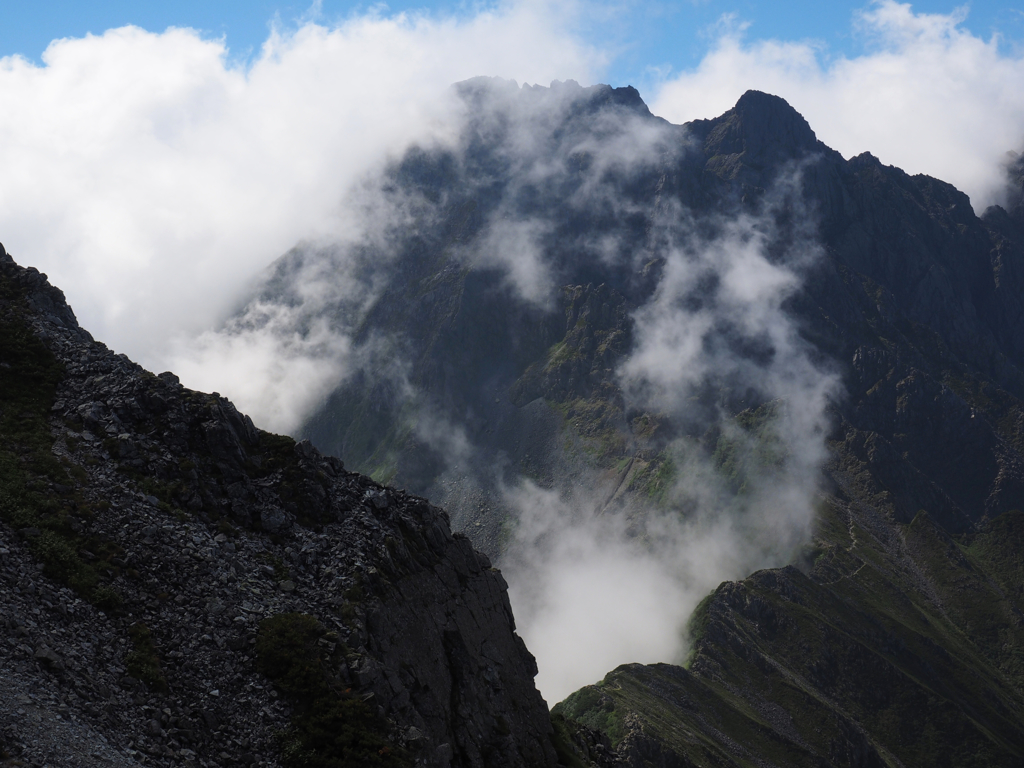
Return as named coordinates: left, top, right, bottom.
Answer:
left=0, top=250, right=557, bottom=768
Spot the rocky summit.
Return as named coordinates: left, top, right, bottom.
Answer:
left=0, top=244, right=556, bottom=767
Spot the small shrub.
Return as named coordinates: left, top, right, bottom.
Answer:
left=126, top=622, right=168, bottom=692
left=256, top=613, right=409, bottom=768
left=91, top=584, right=123, bottom=612
left=31, top=529, right=92, bottom=586
left=256, top=613, right=328, bottom=698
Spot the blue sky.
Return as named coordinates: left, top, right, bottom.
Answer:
left=4, top=1, right=1023, bottom=91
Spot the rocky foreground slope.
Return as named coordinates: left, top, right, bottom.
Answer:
left=0, top=245, right=558, bottom=768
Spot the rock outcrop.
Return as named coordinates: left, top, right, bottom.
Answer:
left=0, top=248, right=557, bottom=767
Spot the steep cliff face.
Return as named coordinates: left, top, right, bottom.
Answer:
left=0, top=246, right=556, bottom=768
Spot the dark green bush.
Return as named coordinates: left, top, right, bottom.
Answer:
left=256, top=613, right=409, bottom=768
left=256, top=613, right=328, bottom=698
left=126, top=622, right=168, bottom=692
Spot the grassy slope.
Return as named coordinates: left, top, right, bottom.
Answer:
left=556, top=490, right=1024, bottom=767
left=0, top=267, right=128, bottom=610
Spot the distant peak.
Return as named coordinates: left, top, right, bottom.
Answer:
left=684, top=90, right=820, bottom=178
left=453, top=77, right=654, bottom=119
left=734, top=89, right=800, bottom=113
left=725, top=91, right=817, bottom=152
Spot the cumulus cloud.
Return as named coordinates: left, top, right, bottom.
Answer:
left=0, top=2, right=601, bottom=427
left=651, top=0, right=1024, bottom=209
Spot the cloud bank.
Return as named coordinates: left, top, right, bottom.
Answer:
left=0, top=3, right=600, bottom=399
left=2, top=1, right=1024, bottom=430
left=651, top=0, right=1024, bottom=209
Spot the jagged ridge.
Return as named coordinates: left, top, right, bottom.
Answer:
left=0, top=245, right=557, bottom=768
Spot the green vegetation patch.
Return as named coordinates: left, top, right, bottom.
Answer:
left=711, top=400, right=787, bottom=494
left=548, top=713, right=592, bottom=768
left=256, top=613, right=409, bottom=768
left=0, top=270, right=123, bottom=610
left=626, top=454, right=676, bottom=504
left=126, top=622, right=168, bottom=692
left=554, top=684, right=625, bottom=745
left=556, top=395, right=629, bottom=463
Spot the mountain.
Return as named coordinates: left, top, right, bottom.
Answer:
left=0, top=246, right=558, bottom=767
left=5, top=79, right=1024, bottom=768
left=255, top=81, right=1024, bottom=765
left=290, top=82, right=1024, bottom=551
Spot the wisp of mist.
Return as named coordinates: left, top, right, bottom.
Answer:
left=500, top=190, right=839, bottom=701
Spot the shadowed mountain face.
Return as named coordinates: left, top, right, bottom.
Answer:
left=286, top=80, right=1024, bottom=541
left=250, top=80, right=1024, bottom=766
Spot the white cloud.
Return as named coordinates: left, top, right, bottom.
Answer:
left=651, top=0, right=1024, bottom=209
left=0, top=2, right=601, bottom=411
left=170, top=301, right=353, bottom=435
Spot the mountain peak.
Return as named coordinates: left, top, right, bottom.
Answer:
left=453, top=76, right=654, bottom=120
left=687, top=90, right=820, bottom=176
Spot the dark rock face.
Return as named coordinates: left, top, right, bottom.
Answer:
left=0, top=251, right=556, bottom=767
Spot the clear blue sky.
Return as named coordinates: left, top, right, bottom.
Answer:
left=2, top=1, right=1023, bottom=89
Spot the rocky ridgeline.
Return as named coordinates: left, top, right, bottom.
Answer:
left=0, top=246, right=558, bottom=768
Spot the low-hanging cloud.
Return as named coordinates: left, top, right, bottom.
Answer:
left=0, top=2, right=601, bottom=424
left=651, top=0, right=1024, bottom=209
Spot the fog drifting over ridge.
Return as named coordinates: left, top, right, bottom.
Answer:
left=502, top=184, right=840, bottom=700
